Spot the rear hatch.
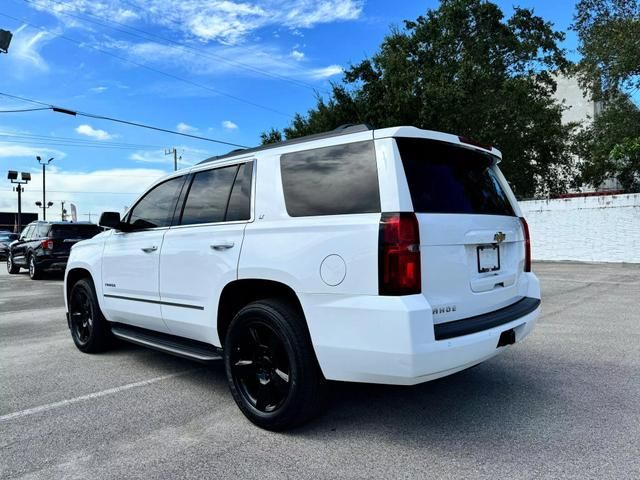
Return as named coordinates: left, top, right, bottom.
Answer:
left=48, top=224, right=102, bottom=255
left=396, top=137, right=526, bottom=324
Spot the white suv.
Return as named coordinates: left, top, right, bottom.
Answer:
left=64, top=125, right=541, bottom=430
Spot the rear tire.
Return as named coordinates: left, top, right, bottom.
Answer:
left=69, top=278, right=112, bottom=353
left=7, top=255, right=19, bottom=274
left=28, top=255, right=42, bottom=280
left=224, top=299, right=326, bottom=430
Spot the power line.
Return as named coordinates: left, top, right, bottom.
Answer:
left=0, top=132, right=168, bottom=149
left=0, top=107, right=51, bottom=113
left=0, top=92, right=251, bottom=149
left=20, top=0, right=325, bottom=94
left=0, top=12, right=294, bottom=118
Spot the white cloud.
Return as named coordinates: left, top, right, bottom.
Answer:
left=90, top=86, right=108, bottom=93
left=3, top=25, right=54, bottom=77
left=222, top=120, right=238, bottom=130
left=75, top=124, right=112, bottom=140
left=27, top=1, right=364, bottom=45
left=176, top=122, right=197, bottom=133
left=307, top=64, right=343, bottom=79
left=290, top=49, right=305, bottom=61
left=0, top=142, right=66, bottom=159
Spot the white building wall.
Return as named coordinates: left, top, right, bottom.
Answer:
left=520, top=194, right=640, bottom=263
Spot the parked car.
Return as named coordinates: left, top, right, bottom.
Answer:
left=7, top=221, right=102, bottom=279
left=0, top=231, right=18, bottom=260
left=64, top=124, right=541, bottom=430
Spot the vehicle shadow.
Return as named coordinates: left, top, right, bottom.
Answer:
left=111, top=340, right=554, bottom=444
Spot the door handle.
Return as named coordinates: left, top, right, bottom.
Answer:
left=141, top=246, right=158, bottom=253
left=210, top=241, right=235, bottom=250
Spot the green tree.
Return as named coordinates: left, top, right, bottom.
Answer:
left=572, top=98, right=640, bottom=191
left=573, top=0, right=640, bottom=101
left=264, top=0, right=574, bottom=198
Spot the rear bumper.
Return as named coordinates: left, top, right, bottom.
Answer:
left=304, top=274, right=541, bottom=385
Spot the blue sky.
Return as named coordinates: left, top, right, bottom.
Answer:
left=0, top=0, right=580, bottom=219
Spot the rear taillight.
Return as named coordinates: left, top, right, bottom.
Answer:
left=41, top=239, right=53, bottom=250
left=519, top=217, right=531, bottom=272
left=379, top=212, right=421, bottom=295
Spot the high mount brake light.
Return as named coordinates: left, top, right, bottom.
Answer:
left=519, top=217, right=531, bottom=272
left=379, top=212, right=421, bottom=295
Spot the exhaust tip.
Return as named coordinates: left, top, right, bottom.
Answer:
left=497, top=328, right=516, bottom=348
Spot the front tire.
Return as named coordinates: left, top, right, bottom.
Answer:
left=69, top=278, right=112, bottom=353
left=7, top=255, right=19, bottom=274
left=28, top=255, right=42, bottom=280
left=224, top=299, right=326, bottom=430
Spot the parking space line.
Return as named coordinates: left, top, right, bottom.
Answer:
left=0, top=368, right=201, bottom=423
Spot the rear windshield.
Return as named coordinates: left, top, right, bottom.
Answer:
left=49, top=224, right=101, bottom=239
left=396, top=138, right=515, bottom=216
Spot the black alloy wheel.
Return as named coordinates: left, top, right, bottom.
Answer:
left=70, top=286, right=94, bottom=346
left=230, top=320, right=292, bottom=413
left=224, top=299, right=326, bottom=430
left=7, top=255, right=20, bottom=274
left=68, top=279, right=111, bottom=353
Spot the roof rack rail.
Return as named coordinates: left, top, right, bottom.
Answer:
left=197, top=123, right=373, bottom=164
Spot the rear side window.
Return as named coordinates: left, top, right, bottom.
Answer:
left=226, top=162, right=253, bottom=222
left=396, top=138, right=515, bottom=216
left=280, top=141, right=380, bottom=217
left=36, top=224, right=50, bottom=237
left=128, top=176, right=186, bottom=229
left=49, top=225, right=101, bottom=239
left=180, top=164, right=239, bottom=225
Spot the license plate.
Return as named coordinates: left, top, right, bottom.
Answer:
left=477, top=245, right=500, bottom=273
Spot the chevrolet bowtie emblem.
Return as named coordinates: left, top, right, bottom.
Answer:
left=494, top=231, right=506, bottom=243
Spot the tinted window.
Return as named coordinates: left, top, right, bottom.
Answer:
left=22, top=225, right=34, bottom=239
left=49, top=224, right=101, bottom=239
left=0, top=233, right=18, bottom=241
left=128, top=176, right=185, bottom=229
left=280, top=141, right=380, bottom=217
left=396, top=138, right=515, bottom=216
left=226, top=162, right=253, bottom=222
left=181, top=165, right=238, bottom=225
left=36, top=224, right=50, bottom=237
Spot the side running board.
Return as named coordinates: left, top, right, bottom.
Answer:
left=111, top=323, right=223, bottom=362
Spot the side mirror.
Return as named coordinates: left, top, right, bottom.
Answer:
left=99, top=211, right=122, bottom=229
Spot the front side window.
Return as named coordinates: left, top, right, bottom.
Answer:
left=180, top=164, right=239, bottom=225
left=280, top=141, right=381, bottom=217
left=128, top=176, right=186, bottom=229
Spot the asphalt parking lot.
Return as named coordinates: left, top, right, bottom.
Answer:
left=1, top=262, right=638, bottom=479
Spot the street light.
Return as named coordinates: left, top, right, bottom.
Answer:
left=36, top=156, right=54, bottom=220
left=0, top=29, right=12, bottom=54
left=7, top=171, right=31, bottom=232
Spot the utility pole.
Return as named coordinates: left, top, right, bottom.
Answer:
left=164, top=148, right=181, bottom=171
left=36, top=156, right=54, bottom=220
left=7, top=171, right=31, bottom=233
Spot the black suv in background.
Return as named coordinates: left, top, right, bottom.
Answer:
left=7, top=221, right=102, bottom=279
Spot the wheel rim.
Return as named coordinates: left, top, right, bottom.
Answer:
left=29, top=258, right=34, bottom=277
left=230, top=321, right=291, bottom=413
left=7, top=257, right=11, bottom=271
left=70, top=288, right=93, bottom=345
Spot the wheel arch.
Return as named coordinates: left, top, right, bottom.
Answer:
left=65, top=267, right=93, bottom=306
left=217, top=279, right=307, bottom=347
